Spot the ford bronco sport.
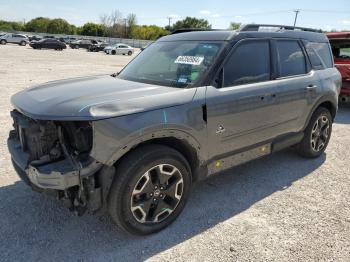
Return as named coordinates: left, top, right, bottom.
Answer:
left=327, top=32, right=350, bottom=102
left=8, top=24, right=341, bottom=235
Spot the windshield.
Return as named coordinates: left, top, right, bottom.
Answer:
left=118, top=41, right=224, bottom=87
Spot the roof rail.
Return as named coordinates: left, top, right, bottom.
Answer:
left=171, top=28, right=222, bottom=34
left=239, top=24, right=322, bottom=33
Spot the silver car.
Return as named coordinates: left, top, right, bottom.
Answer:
left=0, top=33, right=29, bottom=46
left=104, top=43, right=134, bottom=55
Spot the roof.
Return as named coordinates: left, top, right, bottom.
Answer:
left=158, top=29, right=328, bottom=43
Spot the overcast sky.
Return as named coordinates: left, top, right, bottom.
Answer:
left=0, top=0, right=349, bottom=30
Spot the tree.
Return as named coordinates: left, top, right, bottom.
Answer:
left=47, top=18, right=73, bottom=34
left=79, top=22, right=106, bottom=36
left=229, top=22, right=241, bottom=30
left=131, top=25, right=169, bottom=40
left=0, top=20, right=24, bottom=31
left=171, top=17, right=211, bottom=31
left=127, top=13, right=137, bottom=38
left=24, top=17, right=50, bottom=32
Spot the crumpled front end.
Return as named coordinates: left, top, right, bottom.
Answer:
left=8, top=110, right=104, bottom=214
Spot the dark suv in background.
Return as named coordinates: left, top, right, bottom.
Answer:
left=8, top=24, right=341, bottom=235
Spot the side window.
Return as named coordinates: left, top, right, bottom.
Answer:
left=223, top=40, right=271, bottom=87
left=303, top=40, right=324, bottom=70
left=307, top=42, right=333, bottom=68
left=276, top=40, right=307, bottom=77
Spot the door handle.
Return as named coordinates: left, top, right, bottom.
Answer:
left=306, top=84, right=317, bottom=90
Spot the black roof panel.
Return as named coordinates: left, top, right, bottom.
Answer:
left=158, top=29, right=329, bottom=43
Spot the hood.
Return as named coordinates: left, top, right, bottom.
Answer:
left=11, top=75, right=197, bottom=121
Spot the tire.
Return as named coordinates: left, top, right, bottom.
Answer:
left=128, top=51, right=132, bottom=56
left=111, top=50, right=116, bottom=55
left=296, top=107, right=333, bottom=158
left=108, top=144, right=192, bottom=235
left=75, top=45, right=79, bottom=49
left=20, top=41, right=26, bottom=46
left=0, top=39, right=6, bottom=45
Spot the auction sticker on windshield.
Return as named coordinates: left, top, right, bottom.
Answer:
left=175, top=56, right=204, bottom=65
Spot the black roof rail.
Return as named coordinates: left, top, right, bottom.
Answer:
left=171, top=28, right=222, bottom=34
left=239, top=24, right=323, bottom=33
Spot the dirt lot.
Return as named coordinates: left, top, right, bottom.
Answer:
left=0, top=44, right=349, bottom=262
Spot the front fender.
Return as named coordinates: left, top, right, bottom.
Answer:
left=90, top=104, right=208, bottom=167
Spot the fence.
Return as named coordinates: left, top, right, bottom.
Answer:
left=0, top=30, right=154, bottom=48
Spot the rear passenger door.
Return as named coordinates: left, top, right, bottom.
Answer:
left=272, top=39, right=321, bottom=133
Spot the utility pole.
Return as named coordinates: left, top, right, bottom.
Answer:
left=167, top=16, right=172, bottom=29
left=293, top=9, right=300, bottom=27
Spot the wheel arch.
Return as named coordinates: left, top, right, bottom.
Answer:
left=304, top=95, right=337, bottom=130
left=107, top=132, right=207, bottom=183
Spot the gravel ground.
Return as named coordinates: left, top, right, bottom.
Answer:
left=0, top=44, right=349, bottom=262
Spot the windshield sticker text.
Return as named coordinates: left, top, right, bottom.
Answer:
left=175, top=56, right=204, bottom=65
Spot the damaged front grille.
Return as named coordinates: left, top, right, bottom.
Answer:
left=10, top=110, right=93, bottom=164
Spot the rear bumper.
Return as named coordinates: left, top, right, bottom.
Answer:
left=8, top=137, right=102, bottom=190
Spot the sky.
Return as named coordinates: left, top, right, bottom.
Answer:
left=0, top=0, right=349, bottom=31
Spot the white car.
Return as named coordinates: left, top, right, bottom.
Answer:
left=104, top=43, right=134, bottom=56
left=0, top=33, right=29, bottom=46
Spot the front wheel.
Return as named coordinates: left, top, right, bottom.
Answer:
left=296, top=107, right=333, bottom=158
left=20, top=41, right=26, bottom=46
left=0, top=39, right=7, bottom=45
left=128, top=51, right=132, bottom=56
left=108, top=145, right=192, bottom=235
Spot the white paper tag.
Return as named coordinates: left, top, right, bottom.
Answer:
left=175, top=56, right=204, bottom=65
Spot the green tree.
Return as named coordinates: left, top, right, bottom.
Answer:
left=0, top=20, right=24, bottom=31
left=131, top=25, right=169, bottom=40
left=127, top=13, right=137, bottom=38
left=171, top=17, right=211, bottom=31
left=47, top=18, right=73, bottom=34
left=24, top=17, right=50, bottom=32
left=79, top=22, right=106, bottom=36
left=229, top=22, right=241, bottom=30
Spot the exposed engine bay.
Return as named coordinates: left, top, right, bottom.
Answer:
left=8, top=110, right=107, bottom=215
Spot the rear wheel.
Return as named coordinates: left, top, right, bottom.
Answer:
left=108, top=145, right=192, bottom=235
left=296, top=107, right=332, bottom=158
left=111, top=50, right=116, bottom=55
left=75, top=45, right=79, bottom=49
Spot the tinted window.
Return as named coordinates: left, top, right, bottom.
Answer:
left=308, top=42, right=333, bottom=68
left=277, top=40, right=306, bottom=77
left=223, top=41, right=270, bottom=87
left=304, top=41, right=324, bottom=70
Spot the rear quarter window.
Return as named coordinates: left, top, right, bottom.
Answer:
left=306, top=42, right=333, bottom=68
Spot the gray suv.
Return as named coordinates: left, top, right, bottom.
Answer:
left=8, top=24, right=341, bottom=235
left=0, top=33, right=29, bottom=46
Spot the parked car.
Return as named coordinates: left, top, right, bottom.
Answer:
left=0, top=33, right=29, bottom=46
left=70, top=39, right=97, bottom=49
left=87, top=41, right=109, bottom=52
left=8, top=24, right=341, bottom=235
left=327, top=32, right=350, bottom=102
left=30, top=39, right=67, bottom=50
left=28, top=35, right=43, bottom=42
left=104, top=43, right=134, bottom=55
left=58, top=37, right=76, bottom=44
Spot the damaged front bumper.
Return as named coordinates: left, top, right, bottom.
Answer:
left=7, top=110, right=111, bottom=214
left=8, top=137, right=102, bottom=190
